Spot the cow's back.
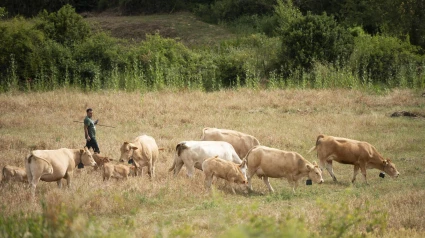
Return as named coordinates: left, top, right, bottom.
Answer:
left=316, top=136, right=372, bottom=164
left=201, top=128, right=259, bottom=159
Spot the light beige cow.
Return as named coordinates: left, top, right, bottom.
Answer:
left=2, top=165, right=27, bottom=183
left=103, top=163, right=136, bottom=181
left=246, top=145, right=323, bottom=193
left=308, top=134, right=400, bottom=183
left=25, top=146, right=97, bottom=195
left=119, top=135, right=159, bottom=179
left=202, top=156, right=247, bottom=194
left=200, top=127, right=260, bottom=159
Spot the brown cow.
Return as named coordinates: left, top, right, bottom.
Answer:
left=25, top=146, right=97, bottom=195
left=308, top=135, right=400, bottom=183
left=92, top=153, right=113, bottom=170
left=202, top=156, right=247, bottom=194
left=2, top=165, right=27, bottom=183
left=119, top=135, right=159, bottom=179
left=103, top=163, right=136, bottom=181
left=200, top=127, right=260, bottom=159
left=246, top=145, right=323, bottom=193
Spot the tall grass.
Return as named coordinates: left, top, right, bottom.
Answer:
left=1, top=89, right=425, bottom=237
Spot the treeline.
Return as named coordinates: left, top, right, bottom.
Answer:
left=0, top=1, right=424, bottom=92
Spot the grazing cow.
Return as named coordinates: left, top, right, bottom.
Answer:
left=200, top=127, right=260, bottom=159
left=202, top=156, right=247, bottom=194
left=25, top=146, right=97, bottom=195
left=169, top=141, right=242, bottom=178
left=92, top=153, right=113, bottom=170
left=2, top=165, right=27, bottom=183
left=119, top=135, right=159, bottom=179
left=308, top=134, right=400, bottom=183
left=246, top=145, right=323, bottom=193
left=103, top=163, right=136, bottom=181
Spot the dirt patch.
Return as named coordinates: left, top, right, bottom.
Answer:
left=390, top=111, right=424, bottom=118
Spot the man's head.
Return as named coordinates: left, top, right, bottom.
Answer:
left=86, top=108, right=93, bottom=118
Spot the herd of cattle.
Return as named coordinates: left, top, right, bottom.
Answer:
left=1, top=127, right=400, bottom=196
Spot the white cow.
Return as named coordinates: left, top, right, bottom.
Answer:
left=168, top=140, right=241, bottom=178
left=200, top=127, right=260, bottom=159
left=25, top=146, right=97, bottom=195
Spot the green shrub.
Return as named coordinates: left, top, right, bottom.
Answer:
left=280, top=12, right=354, bottom=76
left=35, top=4, right=91, bottom=46
left=349, top=34, right=423, bottom=86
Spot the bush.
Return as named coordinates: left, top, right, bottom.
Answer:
left=35, top=4, right=91, bottom=46
left=280, top=12, right=354, bottom=76
left=349, top=34, right=424, bottom=86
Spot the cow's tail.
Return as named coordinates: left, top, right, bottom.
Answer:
left=307, top=134, right=325, bottom=154
left=200, top=127, right=207, bottom=140
left=243, top=145, right=259, bottom=166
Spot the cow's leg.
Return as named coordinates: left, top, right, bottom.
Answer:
left=325, top=160, right=337, bottom=182
left=352, top=165, right=360, bottom=183
left=360, top=164, right=368, bottom=184
left=204, top=173, right=213, bottom=191
left=173, top=160, right=184, bottom=177
left=147, top=162, right=154, bottom=179
left=262, top=176, right=274, bottom=193
left=186, top=165, right=195, bottom=178
left=230, top=181, right=237, bottom=195
left=57, top=180, right=62, bottom=188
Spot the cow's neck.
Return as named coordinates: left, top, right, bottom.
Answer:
left=367, top=155, right=385, bottom=170
left=73, top=149, right=83, bottom=165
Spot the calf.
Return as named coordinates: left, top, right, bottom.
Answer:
left=103, top=163, right=136, bottom=181
left=92, top=153, right=113, bottom=170
left=2, top=165, right=27, bottom=183
left=308, top=134, right=400, bottom=183
left=246, top=145, right=323, bottom=193
left=202, top=156, right=247, bottom=194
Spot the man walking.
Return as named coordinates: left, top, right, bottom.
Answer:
left=84, top=108, right=100, bottom=153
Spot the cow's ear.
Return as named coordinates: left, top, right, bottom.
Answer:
left=306, top=164, right=314, bottom=171
left=312, top=161, right=318, bottom=167
left=80, top=149, right=84, bottom=154
left=383, top=160, right=389, bottom=166
left=239, top=159, right=246, bottom=168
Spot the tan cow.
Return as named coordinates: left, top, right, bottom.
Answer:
left=2, top=165, right=27, bottom=183
left=308, top=134, right=400, bottom=183
left=92, top=153, right=113, bottom=170
left=202, top=156, right=248, bottom=194
left=200, top=127, right=260, bottom=159
left=25, top=146, right=97, bottom=195
left=103, top=163, right=136, bottom=181
left=246, top=145, right=323, bottom=193
left=119, top=135, right=159, bottom=179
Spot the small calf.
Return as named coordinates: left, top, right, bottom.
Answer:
left=2, top=165, right=27, bottom=183
left=103, top=163, right=136, bottom=181
left=92, top=153, right=113, bottom=170
left=202, top=156, right=247, bottom=194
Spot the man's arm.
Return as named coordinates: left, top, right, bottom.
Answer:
left=84, top=125, right=90, bottom=141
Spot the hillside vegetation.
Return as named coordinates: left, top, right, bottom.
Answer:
left=1, top=89, right=425, bottom=237
left=0, top=1, right=424, bottom=92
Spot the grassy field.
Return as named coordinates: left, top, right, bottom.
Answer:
left=1, top=89, right=425, bottom=237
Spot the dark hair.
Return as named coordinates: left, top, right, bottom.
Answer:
left=86, top=108, right=93, bottom=113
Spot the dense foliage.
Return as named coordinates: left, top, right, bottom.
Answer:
left=0, top=1, right=424, bottom=92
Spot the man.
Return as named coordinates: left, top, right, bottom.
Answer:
left=84, top=108, right=100, bottom=153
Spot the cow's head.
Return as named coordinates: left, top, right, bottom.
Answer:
left=383, top=159, right=400, bottom=178
left=237, top=159, right=248, bottom=184
left=307, top=161, right=324, bottom=184
left=119, top=141, right=138, bottom=163
left=80, top=146, right=97, bottom=166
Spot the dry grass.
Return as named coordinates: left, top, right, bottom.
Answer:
left=1, top=88, right=425, bottom=237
